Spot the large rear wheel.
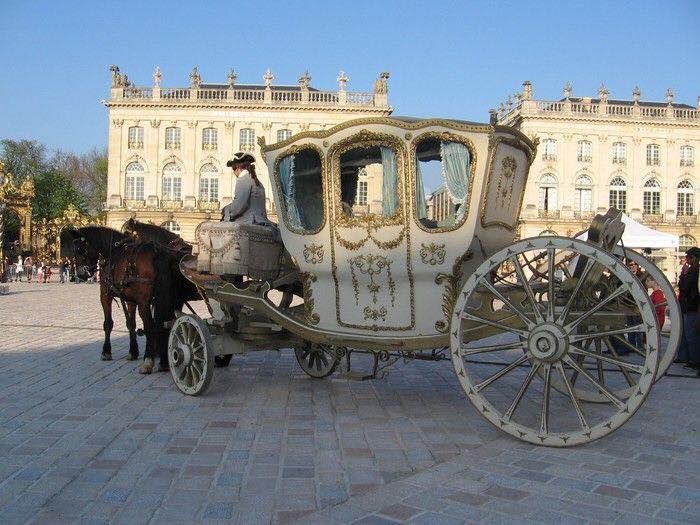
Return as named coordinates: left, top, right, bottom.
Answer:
left=450, top=237, right=660, bottom=447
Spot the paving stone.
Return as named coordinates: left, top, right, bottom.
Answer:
left=0, top=283, right=697, bottom=524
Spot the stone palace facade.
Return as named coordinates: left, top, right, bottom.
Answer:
left=496, top=81, right=700, bottom=276
left=104, top=66, right=391, bottom=240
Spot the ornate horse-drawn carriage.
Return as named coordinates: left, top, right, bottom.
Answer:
left=171, top=117, right=679, bottom=447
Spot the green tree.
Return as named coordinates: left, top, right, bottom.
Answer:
left=0, top=139, right=47, bottom=180
left=32, top=169, right=85, bottom=221
left=52, top=148, right=108, bottom=216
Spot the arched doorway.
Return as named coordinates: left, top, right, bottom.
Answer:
left=2, top=207, right=21, bottom=259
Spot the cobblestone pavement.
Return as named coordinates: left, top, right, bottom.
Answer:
left=0, top=282, right=698, bottom=524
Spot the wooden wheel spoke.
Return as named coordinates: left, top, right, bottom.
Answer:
left=569, top=344, right=644, bottom=374
left=557, top=258, right=595, bottom=324
left=569, top=324, right=645, bottom=344
left=477, top=277, right=534, bottom=328
left=503, top=362, right=541, bottom=421
left=564, top=356, right=626, bottom=408
left=462, top=311, right=527, bottom=337
left=555, top=361, right=589, bottom=431
left=474, top=354, right=529, bottom=392
left=547, top=248, right=555, bottom=321
left=511, top=256, right=544, bottom=323
left=564, top=284, right=630, bottom=333
left=595, top=339, right=605, bottom=384
left=603, top=336, right=636, bottom=387
left=461, top=341, right=526, bottom=356
left=540, top=362, right=552, bottom=435
left=610, top=334, right=647, bottom=357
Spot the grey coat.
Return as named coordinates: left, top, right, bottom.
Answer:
left=222, top=171, right=270, bottom=224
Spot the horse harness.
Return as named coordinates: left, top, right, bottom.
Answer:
left=103, top=241, right=156, bottom=298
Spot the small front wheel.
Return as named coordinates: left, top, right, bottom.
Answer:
left=295, top=343, right=340, bottom=378
left=168, top=314, right=215, bottom=395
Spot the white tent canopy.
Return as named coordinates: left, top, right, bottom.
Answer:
left=580, top=213, right=679, bottom=249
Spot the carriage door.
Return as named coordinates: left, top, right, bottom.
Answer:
left=330, top=139, right=413, bottom=331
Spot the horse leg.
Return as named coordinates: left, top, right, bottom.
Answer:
left=100, top=285, right=114, bottom=360
left=123, top=300, right=139, bottom=360
left=137, top=302, right=156, bottom=374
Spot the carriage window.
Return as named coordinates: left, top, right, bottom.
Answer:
left=415, top=137, right=471, bottom=229
left=339, top=146, right=398, bottom=218
left=277, top=148, right=323, bottom=232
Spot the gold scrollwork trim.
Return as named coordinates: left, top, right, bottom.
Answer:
left=262, top=117, right=500, bottom=153
left=329, top=130, right=406, bottom=231
left=480, top=135, right=536, bottom=231
left=302, top=243, right=324, bottom=264
left=434, top=250, right=473, bottom=332
left=410, top=131, right=478, bottom=234
left=419, top=242, right=446, bottom=265
left=271, top=143, right=327, bottom=235
left=301, top=272, right=320, bottom=325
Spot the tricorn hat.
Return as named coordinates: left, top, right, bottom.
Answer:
left=226, top=152, right=255, bottom=167
left=686, top=247, right=700, bottom=258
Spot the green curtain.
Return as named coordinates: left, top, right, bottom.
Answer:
left=381, top=147, right=397, bottom=216
left=415, top=158, right=427, bottom=220
left=441, top=142, right=470, bottom=219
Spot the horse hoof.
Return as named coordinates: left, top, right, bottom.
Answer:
left=138, top=358, right=154, bottom=374
left=157, top=363, right=170, bottom=373
left=101, top=353, right=112, bottom=361
left=126, top=353, right=139, bottom=361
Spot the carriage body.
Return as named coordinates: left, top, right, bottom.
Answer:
left=261, top=117, right=535, bottom=347
left=170, top=117, right=679, bottom=448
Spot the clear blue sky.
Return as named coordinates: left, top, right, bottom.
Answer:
left=1, top=0, right=698, bottom=154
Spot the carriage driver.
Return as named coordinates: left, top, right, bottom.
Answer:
left=222, top=152, right=271, bottom=225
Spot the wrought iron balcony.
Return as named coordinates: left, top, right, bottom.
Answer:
left=538, top=209, right=560, bottom=219
left=642, top=213, right=664, bottom=223
left=677, top=214, right=697, bottom=224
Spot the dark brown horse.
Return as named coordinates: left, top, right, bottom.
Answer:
left=61, top=226, right=177, bottom=373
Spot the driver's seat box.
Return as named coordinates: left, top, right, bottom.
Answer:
left=195, top=221, right=283, bottom=280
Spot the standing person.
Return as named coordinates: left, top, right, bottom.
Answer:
left=59, top=258, right=67, bottom=283
left=36, top=261, right=44, bottom=284
left=677, top=247, right=700, bottom=371
left=44, top=263, right=52, bottom=283
left=643, top=273, right=666, bottom=328
left=15, top=255, right=24, bottom=282
left=24, top=256, right=33, bottom=283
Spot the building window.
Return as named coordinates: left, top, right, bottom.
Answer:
left=538, top=174, right=558, bottom=211
left=162, top=162, right=182, bottom=201
left=539, top=229, right=558, bottom=236
left=577, top=141, right=592, bottom=163
left=677, top=179, right=694, bottom=216
left=681, top=145, right=694, bottom=167
left=612, top=142, right=626, bottom=165
left=541, top=139, right=557, bottom=161
left=609, top=176, right=627, bottom=212
left=125, top=162, right=145, bottom=200
left=277, top=129, right=292, bottom=142
left=680, top=234, right=696, bottom=252
left=165, top=127, right=181, bottom=149
left=240, top=128, right=255, bottom=151
left=162, top=220, right=181, bottom=235
left=643, top=178, right=661, bottom=215
left=128, top=126, right=144, bottom=149
left=199, top=163, right=219, bottom=202
left=574, top=175, right=593, bottom=212
left=356, top=168, right=368, bottom=206
left=202, top=127, right=218, bottom=151
left=646, top=144, right=660, bottom=166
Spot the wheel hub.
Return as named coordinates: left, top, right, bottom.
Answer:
left=171, top=343, right=193, bottom=368
left=528, top=323, right=568, bottom=362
